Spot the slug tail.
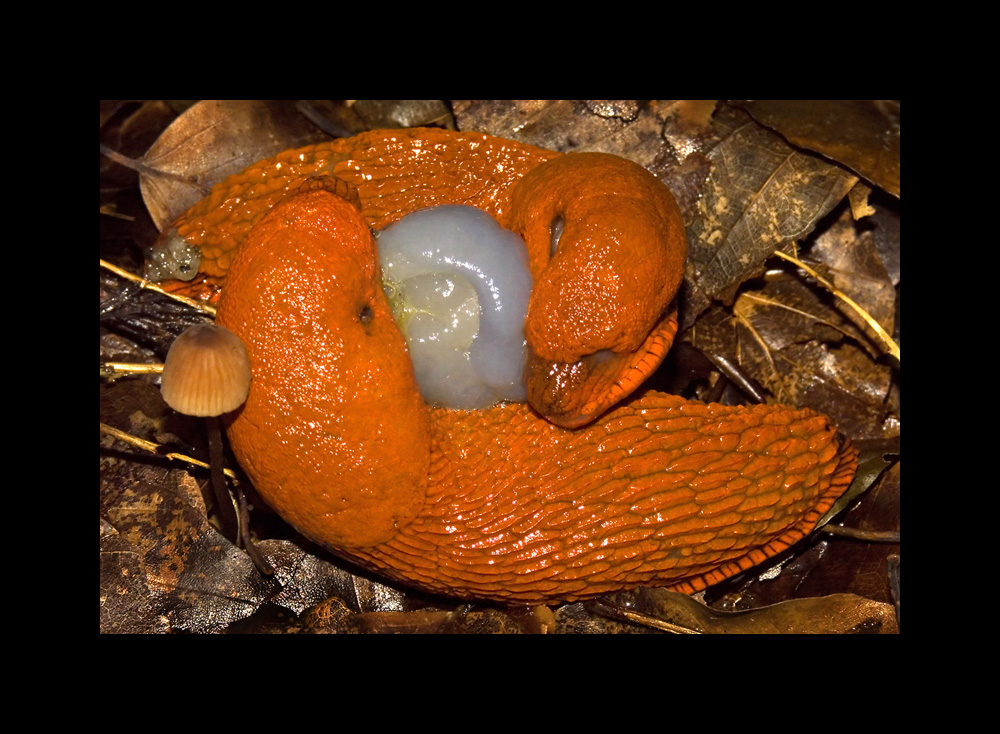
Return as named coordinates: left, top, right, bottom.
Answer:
left=665, top=435, right=860, bottom=595
left=347, top=396, right=861, bottom=605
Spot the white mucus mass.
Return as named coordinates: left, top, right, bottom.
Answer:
left=376, top=205, right=531, bottom=409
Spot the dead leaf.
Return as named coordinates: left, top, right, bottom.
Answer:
left=733, top=324, right=893, bottom=440
left=593, top=586, right=898, bottom=634
left=685, top=106, right=859, bottom=318
left=138, top=100, right=334, bottom=231
left=808, top=208, right=897, bottom=342
left=99, top=438, right=281, bottom=633
left=690, top=262, right=896, bottom=439
left=352, top=99, right=456, bottom=130
left=737, top=100, right=900, bottom=198
left=453, top=99, right=691, bottom=173
left=260, top=539, right=414, bottom=616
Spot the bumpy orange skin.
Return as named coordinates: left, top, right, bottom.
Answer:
left=164, top=128, right=557, bottom=278
left=216, top=186, right=859, bottom=605
left=160, top=128, right=685, bottom=427
left=362, top=397, right=857, bottom=603
left=507, top=152, right=687, bottom=427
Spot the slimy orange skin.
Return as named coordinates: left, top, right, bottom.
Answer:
left=216, top=185, right=859, bottom=605
left=376, top=398, right=857, bottom=602
left=217, top=184, right=430, bottom=548
left=507, top=153, right=686, bottom=427
left=161, top=129, right=556, bottom=278
left=161, top=128, right=684, bottom=427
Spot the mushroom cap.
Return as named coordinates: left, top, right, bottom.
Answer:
left=160, top=324, right=251, bottom=417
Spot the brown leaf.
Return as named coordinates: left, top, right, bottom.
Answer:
left=351, top=99, right=456, bottom=130
left=724, top=282, right=893, bottom=439
left=738, top=100, right=900, bottom=198
left=593, top=586, right=898, bottom=634
left=813, top=459, right=901, bottom=602
left=808, top=207, right=898, bottom=344
left=689, top=225, right=897, bottom=440
left=99, top=441, right=281, bottom=633
left=684, top=106, right=858, bottom=317
left=138, top=100, right=334, bottom=231
left=453, top=99, right=695, bottom=173
left=260, top=539, right=415, bottom=616
left=100, top=101, right=179, bottom=195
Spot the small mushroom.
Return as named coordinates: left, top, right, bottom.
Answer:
left=160, top=323, right=251, bottom=417
left=160, top=324, right=271, bottom=575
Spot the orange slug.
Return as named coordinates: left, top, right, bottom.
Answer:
left=154, top=127, right=685, bottom=427
left=215, top=182, right=859, bottom=604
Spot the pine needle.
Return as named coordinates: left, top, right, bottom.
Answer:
left=773, top=250, right=899, bottom=362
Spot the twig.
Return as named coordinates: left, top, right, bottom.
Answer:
left=773, top=249, right=899, bottom=362
left=100, top=143, right=211, bottom=194
left=100, top=422, right=237, bottom=480
left=821, top=524, right=900, bottom=543
left=100, top=259, right=216, bottom=317
left=101, top=362, right=164, bottom=379
left=585, top=600, right=701, bottom=634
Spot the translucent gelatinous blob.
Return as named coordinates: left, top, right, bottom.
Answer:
left=145, top=228, right=202, bottom=282
left=376, top=205, right=531, bottom=409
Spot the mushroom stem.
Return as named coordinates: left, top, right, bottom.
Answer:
left=206, top=416, right=238, bottom=539
left=158, top=323, right=264, bottom=573
left=234, top=479, right=274, bottom=577
left=206, top=416, right=273, bottom=576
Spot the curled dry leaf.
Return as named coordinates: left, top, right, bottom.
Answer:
left=351, top=99, right=456, bottom=130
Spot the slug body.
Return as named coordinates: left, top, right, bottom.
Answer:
left=216, top=184, right=859, bottom=604
left=157, top=128, right=686, bottom=427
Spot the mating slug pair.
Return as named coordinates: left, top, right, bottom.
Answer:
left=154, top=127, right=858, bottom=604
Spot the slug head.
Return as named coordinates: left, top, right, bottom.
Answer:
left=216, top=179, right=431, bottom=550
left=508, top=153, right=687, bottom=427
